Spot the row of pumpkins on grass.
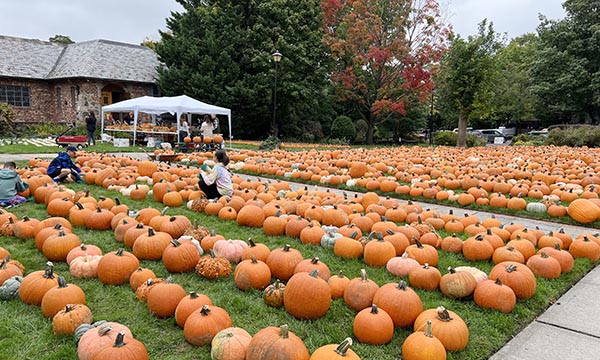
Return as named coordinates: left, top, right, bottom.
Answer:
left=1, top=236, right=459, bottom=360
left=0, top=206, right=594, bottom=360
left=162, top=145, right=600, bottom=222
left=22, top=149, right=600, bottom=225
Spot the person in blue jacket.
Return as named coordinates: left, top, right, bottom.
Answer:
left=0, top=161, right=29, bottom=207
left=46, top=146, right=82, bottom=183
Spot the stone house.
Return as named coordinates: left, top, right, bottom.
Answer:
left=0, top=35, right=160, bottom=126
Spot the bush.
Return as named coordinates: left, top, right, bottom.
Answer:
left=330, top=115, right=356, bottom=141
left=259, top=135, right=281, bottom=150
left=0, top=103, right=15, bottom=136
left=511, top=134, right=547, bottom=146
left=354, top=119, right=368, bottom=143
left=433, top=131, right=487, bottom=147
left=546, top=126, right=600, bottom=147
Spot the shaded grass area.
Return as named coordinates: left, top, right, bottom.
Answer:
left=0, top=182, right=596, bottom=360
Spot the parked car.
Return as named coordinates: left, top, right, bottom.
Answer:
left=527, top=129, right=548, bottom=137
left=469, top=129, right=505, bottom=144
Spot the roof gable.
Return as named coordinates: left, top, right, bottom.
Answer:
left=0, top=36, right=159, bottom=83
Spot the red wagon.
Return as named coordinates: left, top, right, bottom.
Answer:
left=55, top=123, right=88, bottom=149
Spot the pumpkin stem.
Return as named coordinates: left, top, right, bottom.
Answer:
left=147, top=228, right=155, bottom=236
left=57, top=276, right=68, bottom=288
left=370, top=304, right=379, bottom=314
left=116, top=248, right=125, bottom=256
left=436, top=306, right=454, bottom=322
left=170, top=239, right=181, bottom=247
left=540, top=251, right=550, bottom=259
left=447, top=266, right=457, bottom=274
left=208, top=249, right=217, bottom=258
left=396, top=280, right=408, bottom=291
left=424, top=320, right=434, bottom=338
left=114, top=197, right=121, bottom=206
left=360, top=268, right=368, bottom=282
left=112, top=332, right=128, bottom=348
left=334, top=337, right=353, bottom=356
left=494, top=278, right=503, bottom=286
left=279, top=324, right=289, bottom=339
left=554, top=242, right=562, bottom=250
left=43, top=262, right=55, bottom=279
left=309, top=269, right=319, bottom=278
left=189, top=291, right=199, bottom=299
left=505, top=264, right=518, bottom=273
left=200, top=305, right=211, bottom=316
left=248, top=237, right=257, bottom=247
left=311, top=257, right=319, bottom=264
left=282, top=244, right=291, bottom=252
left=251, top=256, right=258, bottom=264
left=413, top=237, right=424, bottom=248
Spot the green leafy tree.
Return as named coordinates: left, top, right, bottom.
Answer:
left=155, top=0, right=334, bottom=140
left=48, top=35, right=74, bottom=44
left=436, top=20, right=500, bottom=147
left=487, top=34, right=539, bottom=129
left=330, top=115, right=356, bottom=141
left=321, top=0, right=451, bottom=144
left=529, top=0, right=600, bottom=124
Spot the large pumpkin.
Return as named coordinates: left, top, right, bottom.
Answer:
left=372, top=280, right=423, bottom=328
left=284, top=269, right=331, bottom=320
left=18, top=262, right=59, bottom=305
left=97, top=249, right=140, bottom=285
left=353, top=304, right=394, bottom=345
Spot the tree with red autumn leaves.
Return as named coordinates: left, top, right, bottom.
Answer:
left=322, top=0, right=451, bottom=144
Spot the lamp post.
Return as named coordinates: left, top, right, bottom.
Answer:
left=271, top=50, right=282, bottom=137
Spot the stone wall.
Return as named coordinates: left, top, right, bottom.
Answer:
left=1, top=76, right=154, bottom=125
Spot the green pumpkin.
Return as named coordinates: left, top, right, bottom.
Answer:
left=321, top=231, right=342, bottom=248
left=526, top=202, right=547, bottom=213
left=0, top=276, right=23, bottom=300
left=74, top=320, right=108, bottom=343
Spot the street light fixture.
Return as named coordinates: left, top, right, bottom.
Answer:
left=271, top=50, right=283, bottom=137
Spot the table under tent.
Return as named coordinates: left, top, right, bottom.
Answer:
left=100, top=95, right=232, bottom=149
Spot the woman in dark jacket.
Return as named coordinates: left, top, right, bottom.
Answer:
left=85, top=111, right=96, bottom=146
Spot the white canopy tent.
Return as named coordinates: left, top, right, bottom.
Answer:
left=100, top=95, right=232, bottom=145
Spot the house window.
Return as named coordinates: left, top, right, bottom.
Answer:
left=56, top=87, right=62, bottom=110
left=71, top=86, right=77, bottom=109
left=0, top=85, right=31, bottom=107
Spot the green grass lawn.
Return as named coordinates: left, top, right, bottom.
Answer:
left=0, top=181, right=595, bottom=360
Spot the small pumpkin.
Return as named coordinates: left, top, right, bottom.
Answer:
left=263, top=280, right=286, bottom=308
left=234, top=256, right=271, bottom=291
left=245, top=324, right=309, bottom=360
left=402, top=320, right=447, bottom=360
left=0, top=275, right=23, bottom=300
left=210, top=327, right=253, bottom=360
left=439, top=267, right=477, bottom=299
left=52, top=304, right=93, bottom=335
left=196, top=249, right=232, bottom=280
left=183, top=305, right=233, bottom=346
left=309, top=337, right=360, bottom=360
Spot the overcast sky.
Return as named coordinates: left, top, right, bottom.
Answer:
left=0, top=0, right=566, bottom=44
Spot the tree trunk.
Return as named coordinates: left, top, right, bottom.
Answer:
left=457, top=110, right=468, bottom=147
left=366, top=112, right=375, bottom=145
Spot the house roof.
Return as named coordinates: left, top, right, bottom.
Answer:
left=0, top=35, right=159, bottom=83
